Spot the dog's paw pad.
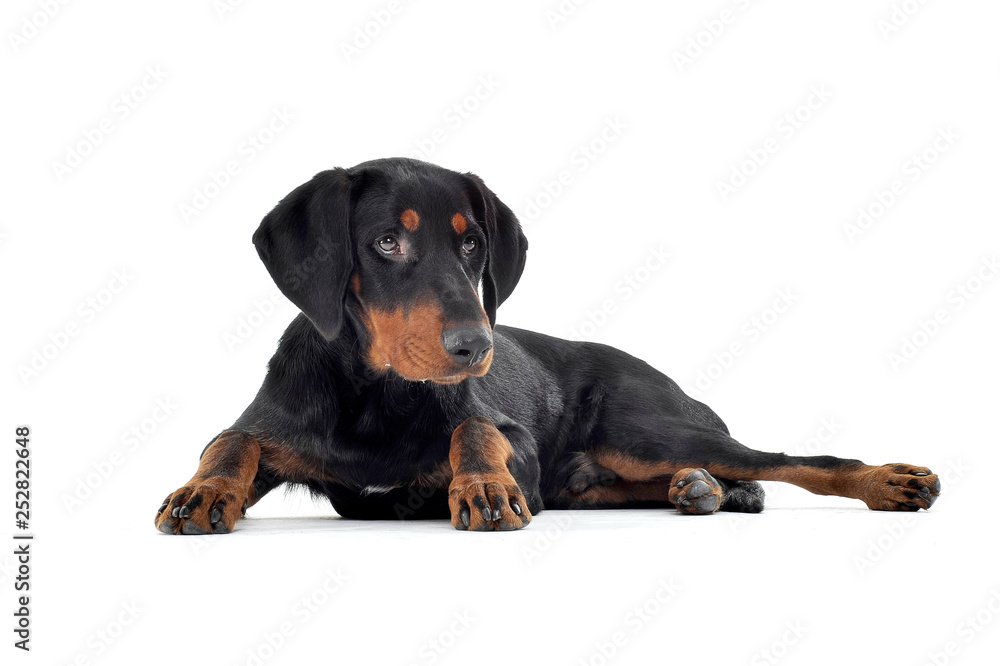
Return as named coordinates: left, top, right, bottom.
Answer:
left=669, top=468, right=723, bottom=515
left=685, top=479, right=713, bottom=498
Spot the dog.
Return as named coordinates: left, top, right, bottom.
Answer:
left=155, top=157, right=941, bottom=534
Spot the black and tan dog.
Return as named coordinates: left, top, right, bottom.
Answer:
left=155, top=158, right=941, bottom=534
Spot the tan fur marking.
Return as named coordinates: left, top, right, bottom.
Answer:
left=450, top=417, right=513, bottom=473
left=258, top=439, right=343, bottom=486
left=448, top=417, right=530, bottom=530
left=591, top=451, right=683, bottom=481
left=451, top=213, right=467, bottom=234
left=560, top=480, right=674, bottom=505
left=189, top=431, right=259, bottom=484
left=357, top=299, right=493, bottom=382
left=401, top=209, right=420, bottom=231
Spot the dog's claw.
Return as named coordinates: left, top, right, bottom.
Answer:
left=156, top=480, right=247, bottom=535
left=863, top=464, right=941, bottom=511
left=450, top=476, right=530, bottom=531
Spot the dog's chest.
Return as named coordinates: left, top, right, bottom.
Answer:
left=359, top=483, right=402, bottom=496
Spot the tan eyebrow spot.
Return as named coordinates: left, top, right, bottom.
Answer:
left=451, top=213, right=467, bottom=234
left=401, top=209, right=420, bottom=231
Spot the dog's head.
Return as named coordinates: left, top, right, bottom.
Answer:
left=252, top=158, right=526, bottom=384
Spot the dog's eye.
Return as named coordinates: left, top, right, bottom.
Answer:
left=462, top=237, right=478, bottom=255
left=376, top=236, right=399, bottom=255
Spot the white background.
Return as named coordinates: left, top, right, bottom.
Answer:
left=3, top=1, right=998, bottom=664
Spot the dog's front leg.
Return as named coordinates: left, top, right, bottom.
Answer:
left=448, top=417, right=533, bottom=531
left=154, top=431, right=260, bottom=535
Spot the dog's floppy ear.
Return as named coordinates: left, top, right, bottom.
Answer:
left=252, top=168, right=354, bottom=341
left=463, top=172, right=528, bottom=327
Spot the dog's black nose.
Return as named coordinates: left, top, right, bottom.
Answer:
left=442, top=326, right=493, bottom=367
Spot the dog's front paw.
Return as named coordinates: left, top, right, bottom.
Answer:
left=449, top=473, right=530, bottom=531
left=859, top=464, right=941, bottom=511
left=669, top=468, right=723, bottom=515
left=154, top=479, right=248, bottom=535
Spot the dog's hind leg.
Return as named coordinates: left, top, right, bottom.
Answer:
left=546, top=454, right=763, bottom=514
left=588, top=421, right=940, bottom=513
